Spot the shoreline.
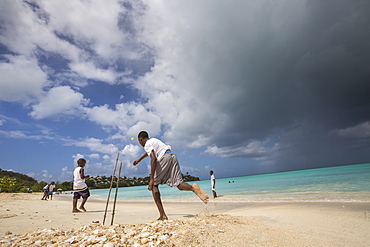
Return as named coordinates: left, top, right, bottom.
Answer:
left=1, top=193, right=370, bottom=246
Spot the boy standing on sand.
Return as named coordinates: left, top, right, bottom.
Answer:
left=41, top=181, right=55, bottom=200
left=48, top=181, right=56, bottom=200
left=133, top=131, right=209, bottom=221
left=72, top=158, right=90, bottom=213
left=210, top=171, right=217, bottom=199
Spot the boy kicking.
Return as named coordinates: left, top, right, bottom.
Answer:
left=72, top=158, right=90, bottom=213
left=133, top=131, right=209, bottom=220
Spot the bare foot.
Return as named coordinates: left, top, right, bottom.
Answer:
left=192, top=183, right=209, bottom=204
left=72, top=209, right=82, bottom=213
left=157, top=216, right=168, bottom=221
left=79, top=207, right=87, bottom=212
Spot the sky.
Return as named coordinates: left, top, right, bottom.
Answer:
left=1, top=0, right=370, bottom=182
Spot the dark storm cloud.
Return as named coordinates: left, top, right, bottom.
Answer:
left=209, top=0, right=370, bottom=153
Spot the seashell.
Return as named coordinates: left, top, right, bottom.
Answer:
left=99, top=236, right=108, bottom=242
left=111, top=237, right=120, bottom=242
left=140, top=232, right=150, bottom=238
left=0, top=239, right=12, bottom=243
left=103, top=242, right=115, bottom=247
left=158, top=234, right=169, bottom=240
left=141, top=237, right=149, bottom=244
left=34, top=240, right=43, bottom=246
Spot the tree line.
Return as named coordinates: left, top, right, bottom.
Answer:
left=0, top=168, right=199, bottom=193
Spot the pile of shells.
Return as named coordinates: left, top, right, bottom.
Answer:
left=0, top=220, right=180, bottom=246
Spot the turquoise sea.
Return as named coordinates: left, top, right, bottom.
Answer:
left=91, top=163, right=370, bottom=203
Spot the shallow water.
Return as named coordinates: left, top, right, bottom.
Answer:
left=91, top=163, right=370, bottom=203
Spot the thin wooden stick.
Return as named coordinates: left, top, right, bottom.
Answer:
left=102, top=153, right=120, bottom=225
left=111, top=161, right=122, bottom=225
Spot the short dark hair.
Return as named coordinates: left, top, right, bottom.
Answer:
left=138, top=131, right=149, bottom=139
left=77, top=158, right=86, bottom=165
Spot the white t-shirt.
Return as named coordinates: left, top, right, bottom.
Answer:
left=144, top=138, right=171, bottom=161
left=49, top=184, right=55, bottom=192
left=73, top=167, right=87, bottom=190
left=211, top=174, right=215, bottom=190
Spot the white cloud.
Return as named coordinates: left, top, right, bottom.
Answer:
left=67, top=138, right=119, bottom=155
left=119, top=144, right=149, bottom=177
left=69, top=61, right=124, bottom=84
left=205, top=140, right=277, bottom=159
left=57, top=166, right=73, bottom=182
left=0, top=0, right=148, bottom=90
left=334, top=122, right=370, bottom=139
left=41, top=169, right=53, bottom=181
left=0, top=55, right=48, bottom=103
left=0, top=1, right=81, bottom=64
left=40, top=0, right=136, bottom=61
left=86, top=102, right=161, bottom=139
left=72, top=153, right=85, bottom=166
left=88, top=153, right=100, bottom=159
left=29, top=86, right=89, bottom=119
left=0, top=130, right=48, bottom=140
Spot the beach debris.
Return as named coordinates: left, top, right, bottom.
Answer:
left=0, top=215, right=241, bottom=246
left=0, top=219, right=180, bottom=246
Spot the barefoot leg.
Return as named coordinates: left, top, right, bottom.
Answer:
left=152, top=186, right=168, bottom=221
left=79, top=198, right=88, bottom=212
left=192, top=183, right=209, bottom=204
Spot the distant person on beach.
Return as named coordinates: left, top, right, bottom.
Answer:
left=133, top=131, right=209, bottom=221
left=41, top=182, right=55, bottom=200
left=41, top=184, right=49, bottom=200
left=48, top=182, right=55, bottom=200
left=210, top=171, right=217, bottom=198
left=72, top=158, right=90, bottom=213
left=42, top=184, right=49, bottom=200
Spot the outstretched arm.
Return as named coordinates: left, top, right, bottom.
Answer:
left=133, top=152, right=148, bottom=166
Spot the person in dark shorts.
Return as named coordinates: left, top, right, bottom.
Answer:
left=72, top=158, right=90, bottom=213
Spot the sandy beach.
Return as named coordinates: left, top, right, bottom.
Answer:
left=1, top=193, right=370, bottom=246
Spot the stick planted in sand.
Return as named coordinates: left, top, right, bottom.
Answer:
left=111, top=161, right=123, bottom=225
left=103, top=152, right=120, bottom=225
left=192, top=183, right=209, bottom=204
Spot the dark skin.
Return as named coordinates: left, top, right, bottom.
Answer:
left=133, top=137, right=198, bottom=220
left=41, top=182, right=55, bottom=200
left=72, top=161, right=90, bottom=213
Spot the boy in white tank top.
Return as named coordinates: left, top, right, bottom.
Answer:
left=72, top=158, right=90, bottom=213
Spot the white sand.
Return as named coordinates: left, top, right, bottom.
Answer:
left=1, top=193, right=370, bottom=246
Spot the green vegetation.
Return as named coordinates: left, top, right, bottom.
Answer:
left=0, top=168, right=200, bottom=193
left=0, top=169, right=37, bottom=192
